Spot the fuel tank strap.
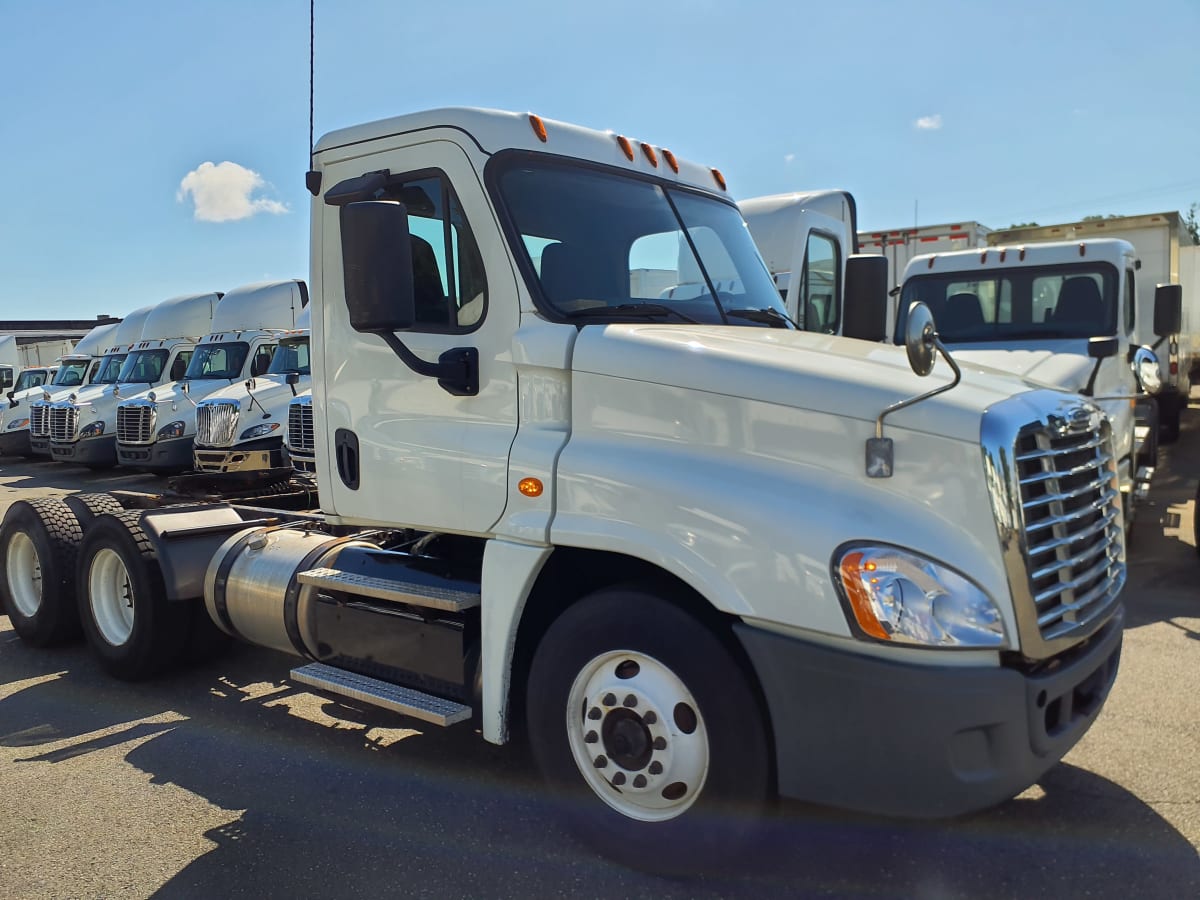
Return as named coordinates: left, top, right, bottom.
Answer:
left=210, top=530, right=259, bottom=637
left=282, top=536, right=367, bottom=660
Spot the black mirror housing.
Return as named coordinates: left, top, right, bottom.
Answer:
left=842, top=254, right=889, bottom=342
left=286, top=371, right=300, bottom=386
left=1087, top=336, right=1119, bottom=359
left=1154, top=283, right=1182, bottom=337
left=340, top=201, right=416, bottom=334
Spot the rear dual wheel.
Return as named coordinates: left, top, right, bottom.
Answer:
left=0, top=499, right=82, bottom=646
left=526, top=587, right=771, bottom=873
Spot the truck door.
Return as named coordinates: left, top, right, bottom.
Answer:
left=779, top=212, right=846, bottom=334
left=317, top=140, right=519, bottom=534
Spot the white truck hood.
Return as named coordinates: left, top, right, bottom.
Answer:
left=945, top=341, right=1095, bottom=393
left=572, top=325, right=1047, bottom=444
left=200, top=374, right=305, bottom=414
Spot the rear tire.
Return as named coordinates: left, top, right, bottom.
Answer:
left=525, top=586, right=771, bottom=873
left=0, top=499, right=83, bottom=646
left=64, top=492, right=124, bottom=528
left=76, top=511, right=192, bottom=679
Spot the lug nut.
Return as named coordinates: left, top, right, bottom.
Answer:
left=643, top=711, right=657, bottom=725
left=587, top=707, right=602, bottom=721
left=612, top=772, right=626, bottom=786
left=594, top=755, right=608, bottom=769
left=648, top=761, right=663, bottom=775
left=584, top=730, right=598, bottom=744
left=602, top=693, right=616, bottom=707
left=652, top=737, right=666, bottom=751
left=633, top=775, right=647, bottom=788
left=623, top=694, right=637, bottom=708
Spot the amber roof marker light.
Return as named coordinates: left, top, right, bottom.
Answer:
left=528, top=114, right=548, bottom=143
left=615, top=135, right=635, bottom=161
left=640, top=143, right=658, bottom=167
left=662, top=149, right=679, bottom=173
left=711, top=168, right=727, bottom=191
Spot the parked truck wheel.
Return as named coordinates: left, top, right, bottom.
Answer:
left=63, top=492, right=124, bottom=528
left=1159, top=397, right=1181, bottom=445
left=76, top=511, right=192, bottom=680
left=0, top=499, right=83, bottom=646
left=525, top=587, right=770, bottom=873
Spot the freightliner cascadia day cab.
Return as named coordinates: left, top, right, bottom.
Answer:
left=0, top=322, right=118, bottom=457
left=45, top=294, right=220, bottom=468
left=116, top=280, right=306, bottom=474
left=28, top=307, right=154, bottom=458
left=192, top=305, right=312, bottom=474
left=0, top=109, right=1126, bottom=871
left=897, top=239, right=1178, bottom=526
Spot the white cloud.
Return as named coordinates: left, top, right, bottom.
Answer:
left=914, top=114, right=943, bottom=131
left=177, top=161, right=288, bottom=222
left=784, top=153, right=796, bottom=164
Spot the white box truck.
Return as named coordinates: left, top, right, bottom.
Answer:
left=0, top=322, right=118, bottom=457
left=115, top=280, right=306, bottom=473
left=987, top=212, right=1199, bottom=440
left=0, top=108, right=1125, bottom=871
left=46, top=293, right=220, bottom=468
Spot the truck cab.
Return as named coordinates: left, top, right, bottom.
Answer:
left=0, top=322, right=118, bottom=457
left=117, top=280, right=305, bottom=473
left=897, top=239, right=1169, bottom=522
left=48, top=294, right=219, bottom=468
left=283, top=386, right=315, bottom=475
left=192, top=305, right=312, bottom=474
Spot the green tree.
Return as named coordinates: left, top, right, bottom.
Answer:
left=1006, top=221, right=1039, bottom=228
left=1184, top=203, right=1199, bottom=244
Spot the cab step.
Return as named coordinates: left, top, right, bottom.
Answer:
left=297, top=567, right=481, bottom=612
left=1134, top=466, right=1155, bottom=502
left=290, top=662, right=471, bottom=726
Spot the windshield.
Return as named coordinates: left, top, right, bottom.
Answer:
left=52, top=360, right=90, bottom=387
left=898, top=263, right=1119, bottom=344
left=186, top=342, right=249, bottom=380
left=267, top=338, right=310, bottom=376
left=495, top=157, right=788, bottom=326
left=118, top=349, right=170, bottom=384
left=14, top=369, right=49, bottom=392
left=93, top=353, right=127, bottom=385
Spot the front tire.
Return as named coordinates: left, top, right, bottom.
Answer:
left=0, top=499, right=83, bottom=646
left=76, top=511, right=192, bottom=679
left=525, top=587, right=771, bottom=873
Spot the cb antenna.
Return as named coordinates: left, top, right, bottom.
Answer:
left=305, top=0, right=322, bottom=196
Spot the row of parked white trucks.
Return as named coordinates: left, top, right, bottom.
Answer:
left=0, top=107, right=1171, bottom=871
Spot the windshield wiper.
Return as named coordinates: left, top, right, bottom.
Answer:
left=567, top=303, right=700, bottom=324
left=724, top=307, right=797, bottom=329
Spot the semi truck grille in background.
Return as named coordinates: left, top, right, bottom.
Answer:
left=116, top=405, right=155, bottom=444
left=197, top=403, right=239, bottom=447
left=49, top=406, right=79, bottom=443
left=289, top=401, right=314, bottom=453
left=1015, top=423, right=1123, bottom=642
left=29, top=404, right=49, bottom=437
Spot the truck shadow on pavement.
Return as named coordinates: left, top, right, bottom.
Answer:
left=0, top=458, right=160, bottom=492
left=1, top=630, right=1197, bottom=899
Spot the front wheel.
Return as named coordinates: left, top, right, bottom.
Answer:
left=76, top=511, right=192, bottom=679
left=525, top=587, right=771, bottom=873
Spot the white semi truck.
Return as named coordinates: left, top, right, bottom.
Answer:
left=283, top=386, right=315, bottom=475
left=191, top=306, right=312, bottom=474
left=987, top=213, right=1199, bottom=441
left=0, top=108, right=1126, bottom=870
left=0, top=336, right=77, bottom=391
left=28, top=310, right=154, bottom=457
left=897, top=239, right=1178, bottom=526
left=0, top=322, right=118, bottom=457
left=45, top=294, right=220, bottom=468
left=115, top=280, right=306, bottom=473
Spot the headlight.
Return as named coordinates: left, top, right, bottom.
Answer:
left=7, top=418, right=29, bottom=430
left=80, top=421, right=106, bottom=438
left=157, top=420, right=186, bottom=440
left=835, top=545, right=1008, bottom=649
left=239, top=422, right=281, bottom=440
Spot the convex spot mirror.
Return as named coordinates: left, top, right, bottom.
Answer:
left=340, top=201, right=416, bottom=334
left=1132, top=346, right=1162, bottom=394
left=905, top=301, right=938, bottom=376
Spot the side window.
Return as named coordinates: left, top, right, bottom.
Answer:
left=382, top=174, right=487, bottom=332
left=800, top=232, right=840, bottom=333
left=252, top=344, right=275, bottom=377
left=170, top=351, right=191, bottom=382
left=1125, top=269, right=1136, bottom=334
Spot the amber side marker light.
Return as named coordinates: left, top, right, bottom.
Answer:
left=662, top=149, right=679, bottom=173
left=711, top=168, right=727, bottom=191
left=529, top=114, right=548, bottom=143
left=616, top=135, right=635, bottom=161
left=838, top=551, right=891, bottom=641
left=641, top=143, right=658, bottom=167
left=518, top=477, right=544, bottom=497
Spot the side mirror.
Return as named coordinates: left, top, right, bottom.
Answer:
left=842, top=254, right=889, bottom=342
left=341, top=201, right=416, bottom=333
left=1088, top=336, right=1119, bottom=359
left=1154, top=283, right=1182, bottom=337
left=286, top=372, right=300, bottom=386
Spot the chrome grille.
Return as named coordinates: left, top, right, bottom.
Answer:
left=1015, top=420, right=1123, bottom=642
left=29, top=403, right=49, bottom=437
left=288, top=398, right=314, bottom=453
left=49, top=405, right=79, bottom=443
left=196, top=402, right=239, bottom=447
left=116, top=404, right=155, bottom=444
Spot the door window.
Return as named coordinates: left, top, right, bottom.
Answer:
left=800, top=233, right=840, bottom=333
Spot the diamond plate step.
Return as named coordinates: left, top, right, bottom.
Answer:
left=297, top=567, right=480, bottom=612
left=290, top=662, right=471, bottom=726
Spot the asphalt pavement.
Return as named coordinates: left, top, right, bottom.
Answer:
left=0, top=420, right=1197, bottom=898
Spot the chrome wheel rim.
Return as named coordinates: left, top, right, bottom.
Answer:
left=565, top=650, right=709, bottom=822
left=89, top=548, right=135, bottom=646
left=5, top=531, right=43, bottom=618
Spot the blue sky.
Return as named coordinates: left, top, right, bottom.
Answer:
left=2, top=0, right=1198, bottom=319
